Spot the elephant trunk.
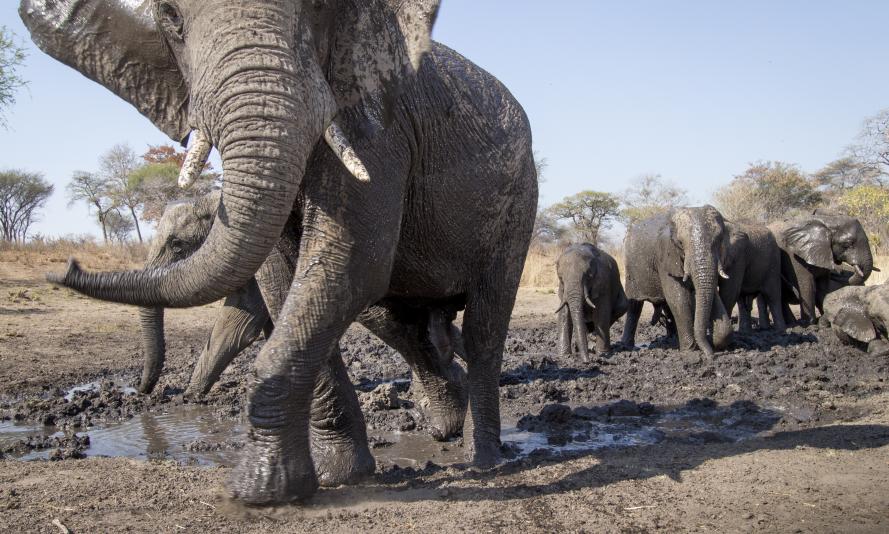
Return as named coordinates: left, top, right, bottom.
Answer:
left=49, top=7, right=335, bottom=308
left=691, top=246, right=718, bottom=356
left=568, top=289, right=590, bottom=362
left=138, top=307, right=165, bottom=394
left=848, top=248, right=874, bottom=286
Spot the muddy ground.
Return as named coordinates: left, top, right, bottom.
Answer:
left=1, top=257, right=888, bottom=533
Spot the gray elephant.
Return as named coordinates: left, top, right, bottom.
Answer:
left=620, top=206, right=733, bottom=356
left=820, top=283, right=889, bottom=355
left=140, top=191, right=469, bottom=461
left=555, top=243, right=628, bottom=361
left=718, top=222, right=786, bottom=334
left=770, top=210, right=877, bottom=325
left=26, top=0, right=537, bottom=504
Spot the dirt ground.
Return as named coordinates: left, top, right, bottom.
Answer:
left=1, top=257, right=888, bottom=533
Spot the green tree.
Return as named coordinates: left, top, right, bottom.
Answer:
left=837, top=185, right=889, bottom=252
left=130, top=144, right=220, bottom=223
left=547, top=190, right=620, bottom=244
left=713, top=161, right=821, bottom=224
left=101, top=144, right=144, bottom=242
left=619, top=173, right=689, bottom=224
left=0, top=170, right=54, bottom=242
left=0, top=27, right=27, bottom=129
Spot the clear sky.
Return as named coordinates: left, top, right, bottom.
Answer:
left=1, top=1, right=888, bottom=239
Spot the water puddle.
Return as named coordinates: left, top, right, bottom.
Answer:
left=1, top=382, right=782, bottom=468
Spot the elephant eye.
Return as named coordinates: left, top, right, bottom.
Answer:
left=157, top=2, right=185, bottom=40
left=170, top=238, right=185, bottom=254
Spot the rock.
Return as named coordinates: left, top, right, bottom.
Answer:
left=366, top=383, right=400, bottom=411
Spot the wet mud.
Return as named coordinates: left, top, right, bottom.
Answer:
left=1, top=317, right=884, bottom=470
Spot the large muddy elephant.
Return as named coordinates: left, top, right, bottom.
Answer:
left=24, top=0, right=537, bottom=504
left=719, top=221, right=785, bottom=334
left=620, top=206, right=733, bottom=356
left=770, top=210, right=877, bottom=324
left=555, top=243, right=627, bottom=361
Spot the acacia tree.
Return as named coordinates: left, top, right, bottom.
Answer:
left=101, top=144, right=145, bottom=242
left=131, top=144, right=220, bottom=223
left=104, top=209, right=135, bottom=243
left=67, top=171, right=115, bottom=243
left=0, top=27, right=27, bottom=129
left=0, top=170, right=54, bottom=242
left=547, top=190, right=620, bottom=244
left=619, top=174, right=689, bottom=224
left=713, top=161, right=821, bottom=223
left=837, top=185, right=889, bottom=252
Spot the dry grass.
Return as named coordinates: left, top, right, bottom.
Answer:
left=869, top=255, right=889, bottom=285
left=0, top=238, right=147, bottom=272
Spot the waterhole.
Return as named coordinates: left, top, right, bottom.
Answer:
left=0, top=383, right=784, bottom=468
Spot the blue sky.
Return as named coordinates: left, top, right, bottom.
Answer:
left=1, top=1, right=888, bottom=239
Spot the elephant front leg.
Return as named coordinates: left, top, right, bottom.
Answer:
left=738, top=295, right=753, bottom=334
left=310, top=346, right=376, bottom=487
left=594, top=303, right=612, bottom=352
left=661, top=275, right=696, bottom=351
left=188, top=278, right=270, bottom=395
left=619, top=299, right=643, bottom=348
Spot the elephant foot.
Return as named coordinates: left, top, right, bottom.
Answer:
left=229, top=437, right=318, bottom=505
left=312, top=437, right=376, bottom=487
left=418, top=363, right=468, bottom=441
left=469, top=437, right=502, bottom=469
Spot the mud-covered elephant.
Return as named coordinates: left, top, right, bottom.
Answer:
left=820, top=283, right=889, bottom=356
left=719, top=222, right=785, bottom=334
left=140, top=191, right=468, bottom=444
left=620, top=206, right=733, bottom=356
left=770, top=210, right=877, bottom=324
left=555, top=243, right=627, bottom=360
left=25, top=0, right=537, bottom=504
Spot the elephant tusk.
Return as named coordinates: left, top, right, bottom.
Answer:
left=854, top=264, right=866, bottom=278
left=584, top=294, right=597, bottom=310
left=178, top=130, right=212, bottom=189
left=719, top=268, right=730, bottom=280
left=554, top=301, right=568, bottom=314
left=682, top=272, right=690, bottom=283
left=324, top=121, right=371, bottom=183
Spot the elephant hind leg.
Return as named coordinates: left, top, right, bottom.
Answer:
left=461, top=255, right=524, bottom=468
left=358, top=303, right=467, bottom=441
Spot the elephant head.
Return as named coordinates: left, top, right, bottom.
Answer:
left=136, top=191, right=270, bottom=396
left=23, top=0, right=439, bottom=307
left=664, top=205, right=733, bottom=355
left=782, top=210, right=875, bottom=285
left=555, top=244, right=598, bottom=362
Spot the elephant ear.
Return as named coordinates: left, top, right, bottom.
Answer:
left=782, top=221, right=836, bottom=271
left=323, top=0, right=440, bottom=120
left=19, top=0, right=191, bottom=143
left=661, top=216, right=685, bottom=280
left=834, top=307, right=877, bottom=343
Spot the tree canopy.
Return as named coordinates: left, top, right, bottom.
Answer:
left=0, top=170, right=53, bottom=242
left=0, top=27, right=27, bottom=129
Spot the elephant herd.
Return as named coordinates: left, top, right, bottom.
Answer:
left=15, top=0, right=885, bottom=507
left=555, top=205, right=882, bottom=359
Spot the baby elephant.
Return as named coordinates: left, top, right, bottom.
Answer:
left=556, top=243, right=628, bottom=361
left=821, top=283, right=889, bottom=355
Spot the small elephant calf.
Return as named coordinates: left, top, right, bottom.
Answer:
left=556, top=243, right=628, bottom=361
left=821, top=283, right=889, bottom=355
